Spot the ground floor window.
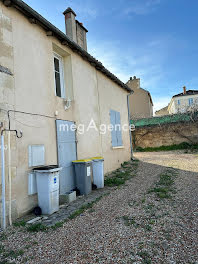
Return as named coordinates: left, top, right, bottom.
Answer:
left=110, top=109, right=123, bottom=147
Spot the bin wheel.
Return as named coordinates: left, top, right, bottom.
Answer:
left=33, top=206, right=42, bottom=216
left=92, top=183, right=97, bottom=190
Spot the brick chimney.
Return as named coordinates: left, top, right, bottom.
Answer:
left=128, top=76, right=140, bottom=90
left=183, top=86, right=186, bottom=94
left=63, top=7, right=88, bottom=51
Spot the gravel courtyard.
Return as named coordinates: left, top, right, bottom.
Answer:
left=0, top=151, right=198, bottom=264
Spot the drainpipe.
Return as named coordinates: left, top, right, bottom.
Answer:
left=1, top=128, right=22, bottom=229
left=1, top=132, right=6, bottom=229
left=127, top=91, right=134, bottom=159
left=8, top=131, right=12, bottom=225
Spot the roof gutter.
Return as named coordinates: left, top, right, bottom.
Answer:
left=127, top=90, right=134, bottom=159
left=1, top=0, right=132, bottom=93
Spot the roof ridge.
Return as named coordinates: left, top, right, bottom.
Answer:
left=3, top=0, right=132, bottom=92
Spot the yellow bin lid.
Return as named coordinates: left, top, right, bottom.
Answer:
left=90, top=157, right=104, bottom=160
left=72, top=159, right=92, bottom=163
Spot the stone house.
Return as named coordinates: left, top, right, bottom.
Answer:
left=126, top=76, right=153, bottom=119
left=0, top=0, right=132, bottom=221
left=168, top=87, right=198, bottom=114
left=155, top=87, right=198, bottom=116
left=155, top=106, right=169, bottom=116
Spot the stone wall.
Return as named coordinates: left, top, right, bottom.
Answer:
left=132, top=121, right=198, bottom=148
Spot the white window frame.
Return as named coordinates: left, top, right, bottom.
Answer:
left=188, top=98, right=193, bottom=106
left=53, top=52, right=65, bottom=98
left=177, top=99, right=180, bottom=105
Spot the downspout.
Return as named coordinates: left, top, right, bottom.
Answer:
left=8, top=131, right=12, bottom=225
left=127, top=91, right=134, bottom=159
left=1, top=128, right=22, bottom=229
left=1, top=131, right=6, bottom=229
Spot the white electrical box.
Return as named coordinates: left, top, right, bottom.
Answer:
left=28, top=172, right=37, bottom=195
left=28, top=145, right=45, bottom=167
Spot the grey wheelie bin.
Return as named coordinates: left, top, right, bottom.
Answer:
left=90, top=157, right=104, bottom=189
left=72, top=159, right=92, bottom=195
left=34, top=165, right=62, bottom=215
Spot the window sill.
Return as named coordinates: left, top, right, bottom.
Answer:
left=112, top=146, right=124, bottom=150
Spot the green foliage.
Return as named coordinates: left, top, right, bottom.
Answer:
left=135, top=142, right=198, bottom=152
left=121, top=161, right=130, bottom=168
left=149, top=185, right=172, bottom=199
left=122, top=215, right=136, bottom=226
left=158, top=173, right=174, bottom=186
left=0, top=244, right=24, bottom=263
left=68, top=208, right=84, bottom=220
left=69, top=195, right=105, bottom=220
left=137, top=251, right=152, bottom=264
left=13, top=220, right=26, bottom=227
left=148, top=169, right=177, bottom=199
left=0, top=233, right=7, bottom=241
left=104, top=160, right=138, bottom=187
left=27, top=223, right=47, bottom=232
left=51, top=221, right=64, bottom=229
left=144, top=224, right=152, bottom=231
left=131, top=111, right=195, bottom=127
left=104, top=177, right=125, bottom=187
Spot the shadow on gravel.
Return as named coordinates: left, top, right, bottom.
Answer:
left=1, top=154, right=197, bottom=264
left=121, top=152, right=198, bottom=264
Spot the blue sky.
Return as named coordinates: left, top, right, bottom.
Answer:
left=24, top=0, right=198, bottom=111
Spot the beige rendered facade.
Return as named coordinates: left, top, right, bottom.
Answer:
left=0, top=1, right=131, bottom=221
left=126, top=76, right=153, bottom=119
left=168, top=87, right=198, bottom=114
left=155, top=87, right=198, bottom=116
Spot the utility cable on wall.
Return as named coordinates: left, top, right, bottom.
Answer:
left=7, top=109, right=56, bottom=130
left=0, top=108, right=56, bottom=131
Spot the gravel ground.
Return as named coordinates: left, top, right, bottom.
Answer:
left=0, top=150, right=198, bottom=264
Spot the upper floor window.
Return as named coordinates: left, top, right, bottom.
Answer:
left=177, top=99, right=180, bottom=105
left=53, top=53, right=65, bottom=98
left=188, top=98, right=193, bottom=105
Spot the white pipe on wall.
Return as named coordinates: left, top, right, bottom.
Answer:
left=8, top=131, right=12, bottom=225
left=1, top=133, right=6, bottom=229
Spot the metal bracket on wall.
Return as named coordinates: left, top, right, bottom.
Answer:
left=0, top=65, right=13, bottom=76
left=1, top=129, right=23, bottom=138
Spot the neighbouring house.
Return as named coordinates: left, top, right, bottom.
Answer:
left=126, top=76, right=153, bottom=119
left=155, top=106, right=169, bottom=116
left=0, top=0, right=132, bottom=221
left=168, top=87, right=198, bottom=114
left=156, top=87, right=198, bottom=116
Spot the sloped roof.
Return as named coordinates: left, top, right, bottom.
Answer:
left=155, top=105, right=168, bottom=114
left=173, top=90, right=198, bottom=98
left=140, top=88, right=153, bottom=106
left=1, top=0, right=132, bottom=93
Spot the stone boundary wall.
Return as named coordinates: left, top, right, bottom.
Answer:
left=132, top=121, right=198, bottom=148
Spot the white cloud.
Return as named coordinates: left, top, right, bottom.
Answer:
left=88, top=38, right=165, bottom=89
left=63, top=0, right=98, bottom=20
left=123, top=0, right=161, bottom=16
left=88, top=36, right=174, bottom=111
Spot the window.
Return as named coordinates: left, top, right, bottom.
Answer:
left=188, top=98, right=193, bottom=105
left=177, top=100, right=180, bottom=105
left=53, top=53, right=65, bottom=98
left=110, top=110, right=123, bottom=147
